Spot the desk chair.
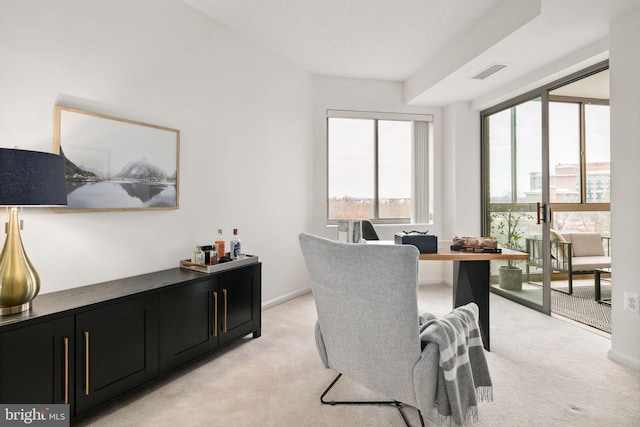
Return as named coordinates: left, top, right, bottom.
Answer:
left=299, top=233, right=492, bottom=426
left=299, top=233, right=438, bottom=425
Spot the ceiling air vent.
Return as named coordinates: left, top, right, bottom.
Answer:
left=472, top=63, right=508, bottom=80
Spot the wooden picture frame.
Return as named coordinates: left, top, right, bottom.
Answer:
left=53, top=106, right=180, bottom=213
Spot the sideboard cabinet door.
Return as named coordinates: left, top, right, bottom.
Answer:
left=0, top=316, right=74, bottom=408
left=158, top=278, right=216, bottom=373
left=75, top=294, right=158, bottom=416
left=215, top=263, right=261, bottom=345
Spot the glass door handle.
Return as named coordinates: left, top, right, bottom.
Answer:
left=537, top=203, right=549, bottom=224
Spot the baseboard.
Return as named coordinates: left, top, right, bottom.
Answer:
left=419, top=279, right=452, bottom=287
left=262, top=287, right=311, bottom=311
left=608, top=348, right=640, bottom=372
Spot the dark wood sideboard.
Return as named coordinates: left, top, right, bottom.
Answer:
left=0, top=263, right=261, bottom=421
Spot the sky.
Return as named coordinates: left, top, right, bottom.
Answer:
left=328, top=118, right=411, bottom=199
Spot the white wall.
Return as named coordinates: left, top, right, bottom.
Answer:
left=440, top=102, right=482, bottom=285
left=608, top=5, right=640, bottom=369
left=0, top=0, right=314, bottom=306
left=442, top=102, right=482, bottom=238
left=310, top=76, right=446, bottom=284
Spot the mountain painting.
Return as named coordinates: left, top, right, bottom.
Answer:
left=53, top=106, right=179, bottom=212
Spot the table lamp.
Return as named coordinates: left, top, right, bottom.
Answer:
left=0, top=148, right=67, bottom=315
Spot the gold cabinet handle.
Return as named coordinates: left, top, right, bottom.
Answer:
left=84, top=330, right=90, bottom=396
left=63, top=337, right=69, bottom=404
left=223, top=289, right=228, bottom=333
left=212, top=291, right=218, bottom=337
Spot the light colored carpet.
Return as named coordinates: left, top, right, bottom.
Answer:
left=76, top=284, right=640, bottom=427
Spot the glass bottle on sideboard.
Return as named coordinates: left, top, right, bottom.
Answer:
left=215, top=229, right=225, bottom=258
left=230, top=228, right=241, bottom=260
left=191, top=246, right=205, bottom=264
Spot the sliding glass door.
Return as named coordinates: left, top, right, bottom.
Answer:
left=482, top=62, right=610, bottom=316
left=482, top=96, right=549, bottom=313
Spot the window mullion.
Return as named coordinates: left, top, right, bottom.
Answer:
left=373, top=119, right=380, bottom=220
left=579, top=103, right=587, bottom=203
left=510, top=107, right=518, bottom=203
left=412, top=121, right=430, bottom=224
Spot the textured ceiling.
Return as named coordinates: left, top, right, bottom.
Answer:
left=182, top=0, right=502, bottom=81
left=182, top=0, right=637, bottom=106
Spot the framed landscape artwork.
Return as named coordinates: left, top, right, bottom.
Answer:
left=53, top=106, right=180, bottom=212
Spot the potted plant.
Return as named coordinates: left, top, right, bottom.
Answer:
left=491, top=209, right=531, bottom=290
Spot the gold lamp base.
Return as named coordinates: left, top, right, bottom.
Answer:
left=0, top=301, right=32, bottom=316
left=0, top=207, right=40, bottom=316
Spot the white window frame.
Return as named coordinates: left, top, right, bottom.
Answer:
left=326, top=109, right=434, bottom=224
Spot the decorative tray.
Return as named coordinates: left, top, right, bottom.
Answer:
left=180, top=254, right=259, bottom=274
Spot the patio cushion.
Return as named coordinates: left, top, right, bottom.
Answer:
left=568, top=233, right=605, bottom=257
left=550, top=229, right=566, bottom=242
left=571, top=256, right=611, bottom=272
left=551, top=229, right=569, bottom=261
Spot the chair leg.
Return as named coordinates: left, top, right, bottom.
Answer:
left=550, top=271, right=574, bottom=295
left=320, top=373, right=424, bottom=427
left=568, top=271, right=573, bottom=294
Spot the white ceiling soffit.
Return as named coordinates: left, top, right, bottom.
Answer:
left=183, top=0, right=638, bottom=107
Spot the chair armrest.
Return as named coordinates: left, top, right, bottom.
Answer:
left=413, top=341, right=439, bottom=413
left=550, top=240, right=571, bottom=272
left=601, top=236, right=611, bottom=256
left=526, top=237, right=543, bottom=267
left=528, top=237, right=572, bottom=272
left=315, top=321, right=330, bottom=369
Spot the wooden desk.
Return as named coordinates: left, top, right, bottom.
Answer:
left=417, top=241, right=528, bottom=350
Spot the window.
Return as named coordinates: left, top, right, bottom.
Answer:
left=585, top=104, right=610, bottom=203
left=548, top=100, right=610, bottom=204
left=549, top=101, right=581, bottom=203
left=487, top=99, right=542, bottom=204
left=547, top=99, right=610, bottom=235
left=327, top=110, right=433, bottom=224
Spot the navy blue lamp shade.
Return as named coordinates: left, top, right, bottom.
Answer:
left=0, top=148, right=67, bottom=315
left=0, top=148, right=67, bottom=206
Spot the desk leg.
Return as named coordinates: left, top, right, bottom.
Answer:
left=453, top=260, right=490, bottom=351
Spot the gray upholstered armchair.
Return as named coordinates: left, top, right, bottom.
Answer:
left=299, top=233, right=492, bottom=426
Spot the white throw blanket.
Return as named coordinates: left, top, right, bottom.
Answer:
left=419, top=303, right=493, bottom=426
